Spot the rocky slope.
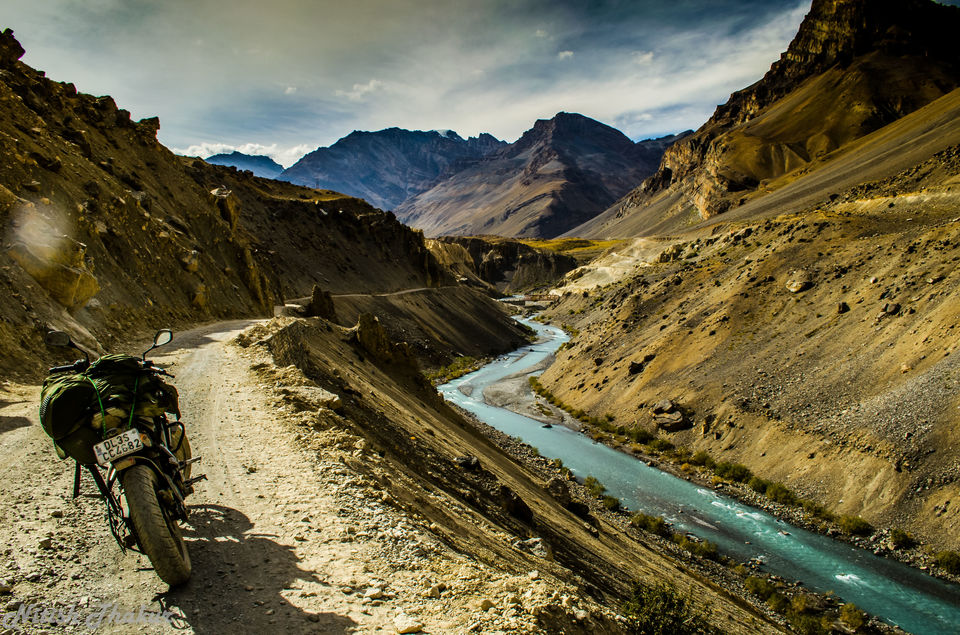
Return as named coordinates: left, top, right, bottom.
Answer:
left=428, top=236, right=579, bottom=293
left=279, top=129, right=506, bottom=210
left=313, top=286, right=535, bottom=370
left=182, top=168, right=454, bottom=301
left=538, top=149, right=960, bottom=551
left=242, top=316, right=783, bottom=633
left=0, top=29, right=474, bottom=380
left=204, top=151, right=284, bottom=179
left=398, top=114, right=686, bottom=238
left=578, top=0, right=960, bottom=237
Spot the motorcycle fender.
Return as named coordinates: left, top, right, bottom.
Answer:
left=111, top=457, right=137, bottom=472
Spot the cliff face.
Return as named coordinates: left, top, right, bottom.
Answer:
left=398, top=113, right=685, bottom=238
left=0, top=29, right=452, bottom=379
left=590, top=0, right=960, bottom=233
left=279, top=129, right=506, bottom=211
left=713, top=0, right=960, bottom=128
left=430, top=236, right=578, bottom=293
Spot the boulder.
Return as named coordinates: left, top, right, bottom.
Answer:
left=393, top=613, right=424, bottom=634
left=190, top=283, right=207, bottom=309
left=0, top=29, right=25, bottom=67
left=305, top=285, right=337, bottom=321
left=210, top=186, right=241, bottom=232
left=655, top=411, right=689, bottom=432
left=30, top=151, right=62, bottom=172
left=652, top=399, right=674, bottom=414
left=785, top=270, right=814, bottom=293
left=658, top=243, right=684, bottom=263
left=628, top=354, right=656, bottom=375
left=454, top=455, right=480, bottom=471
left=179, top=249, right=200, bottom=272
left=546, top=477, right=572, bottom=507
left=8, top=237, right=99, bottom=309
left=279, top=385, right=342, bottom=412
left=355, top=313, right=392, bottom=361
left=499, top=484, right=533, bottom=522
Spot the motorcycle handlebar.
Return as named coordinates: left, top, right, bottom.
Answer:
left=48, top=360, right=89, bottom=374
left=142, top=360, right=174, bottom=378
left=46, top=358, right=173, bottom=378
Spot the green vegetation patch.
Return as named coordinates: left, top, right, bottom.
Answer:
left=621, top=581, right=715, bottom=634
left=840, top=603, right=866, bottom=630
left=672, top=533, right=718, bottom=560
left=520, top=238, right=626, bottom=265
left=630, top=512, right=671, bottom=537
left=934, top=550, right=960, bottom=574
left=764, top=482, right=797, bottom=505
left=890, top=528, right=915, bottom=550
left=425, top=356, right=483, bottom=384
left=602, top=495, right=621, bottom=511
left=838, top=515, right=873, bottom=537
left=584, top=475, right=607, bottom=498
left=713, top=461, right=752, bottom=483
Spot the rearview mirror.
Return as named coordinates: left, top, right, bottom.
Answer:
left=153, top=329, right=173, bottom=347
left=45, top=331, right=72, bottom=347
left=143, top=328, right=174, bottom=359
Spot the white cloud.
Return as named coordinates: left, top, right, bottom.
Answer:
left=632, top=51, right=654, bottom=65
left=5, top=0, right=812, bottom=157
left=171, top=142, right=311, bottom=168
left=335, top=79, right=384, bottom=101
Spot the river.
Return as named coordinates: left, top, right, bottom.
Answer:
left=438, top=318, right=960, bottom=634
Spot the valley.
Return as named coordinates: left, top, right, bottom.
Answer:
left=2, top=0, right=960, bottom=632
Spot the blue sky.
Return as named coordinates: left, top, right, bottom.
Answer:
left=5, top=0, right=947, bottom=167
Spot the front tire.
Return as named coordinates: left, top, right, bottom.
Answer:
left=122, top=465, right=191, bottom=586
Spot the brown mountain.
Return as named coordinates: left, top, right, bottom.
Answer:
left=396, top=113, right=685, bottom=239
left=279, top=128, right=506, bottom=210
left=576, top=0, right=960, bottom=238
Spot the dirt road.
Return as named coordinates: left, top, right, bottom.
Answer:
left=0, top=321, right=548, bottom=634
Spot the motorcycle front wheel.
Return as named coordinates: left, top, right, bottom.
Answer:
left=121, top=465, right=192, bottom=586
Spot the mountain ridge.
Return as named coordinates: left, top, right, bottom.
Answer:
left=204, top=151, right=284, bottom=179
left=397, top=112, right=687, bottom=238
left=279, top=128, right=506, bottom=210
left=577, top=0, right=960, bottom=237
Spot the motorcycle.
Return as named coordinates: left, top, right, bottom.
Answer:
left=40, top=329, right=205, bottom=586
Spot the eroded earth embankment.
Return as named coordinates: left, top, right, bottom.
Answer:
left=538, top=154, right=960, bottom=555
left=240, top=315, right=783, bottom=633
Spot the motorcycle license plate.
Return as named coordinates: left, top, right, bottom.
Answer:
left=94, top=429, right=143, bottom=466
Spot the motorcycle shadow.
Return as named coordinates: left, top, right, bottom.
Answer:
left=0, top=415, right=31, bottom=434
left=156, top=504, right=355, bottom=634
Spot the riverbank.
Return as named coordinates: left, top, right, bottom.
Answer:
left=445, top=397, right=904, bottom=634
left=449, top=318, right=960, bottom=632
left=491, top=319, right=960, bottom=589
left=520, top=350, right=960, bottom=588
left=481, top=356, right=583, bottom=431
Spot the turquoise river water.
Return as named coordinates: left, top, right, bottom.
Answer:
left=438, top=318, right=960, bottom=634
